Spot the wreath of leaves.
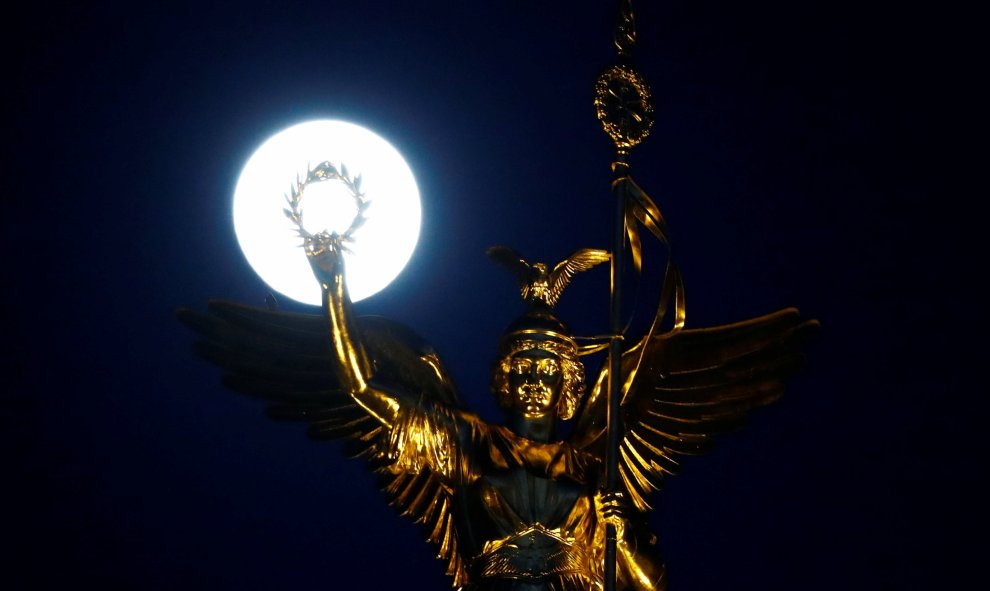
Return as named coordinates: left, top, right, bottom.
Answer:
left=283, top=160, right=370, bottom=251
left=593, top=65, right=654, bottom=151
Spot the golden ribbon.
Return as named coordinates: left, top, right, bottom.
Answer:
left=613, top=173, right=686, bottom=334
left=611, top=171, right=686, bottom=396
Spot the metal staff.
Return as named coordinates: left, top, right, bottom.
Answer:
left=594, top=2, right=667, bottom=589
left=605, top=153, right=627, bottom=591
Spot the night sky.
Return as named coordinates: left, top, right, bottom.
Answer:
left=6, top=1, right=980, bottom=589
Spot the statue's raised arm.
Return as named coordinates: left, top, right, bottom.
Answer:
left=306, top=233, right=400, bottom=427
left=178, top=232, right=475, bottom=585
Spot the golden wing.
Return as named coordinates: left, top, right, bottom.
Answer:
left=485, top=245, right=534, bottom=288
left=177, top=301, right=468, bottom=586
left=547, top=248, right=611, bottom=307
left=570, top=307, right=819, bottom=510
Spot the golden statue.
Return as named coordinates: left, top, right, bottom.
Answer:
left=179, top=4, right=817, bottom=588
left=179, top=231, right=816, bottom=591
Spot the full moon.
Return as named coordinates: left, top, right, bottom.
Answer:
left=233, top=120, right=421, bottom=305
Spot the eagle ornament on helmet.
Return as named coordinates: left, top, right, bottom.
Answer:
left=487, top=246, right=610, bottom=420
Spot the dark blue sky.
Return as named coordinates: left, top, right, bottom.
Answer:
left=6, top=1, right=979, bottom=589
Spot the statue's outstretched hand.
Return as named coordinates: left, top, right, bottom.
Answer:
left=305, top=231, right=347, bottom=287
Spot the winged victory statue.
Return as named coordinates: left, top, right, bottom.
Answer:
left=179, top=4, right=817, bottom=587
left=178, top=232, right=817, bottom=591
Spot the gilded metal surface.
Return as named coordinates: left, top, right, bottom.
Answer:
left=599, top=9, right=656, bottom=583
left=178, top=3, right=817, bottom=582
left=284, top=160, right=369, bottom=252
left=474, top=523, right=589, bottom=581
left=179, top=237, right=816, bottom=590
left=594, top=65, right=654, bottom=150
left=613, top=0, right=637, bottom=60
left=492, top=340, right=585, bottom=421
left=486, top=246, right=610, bottom=308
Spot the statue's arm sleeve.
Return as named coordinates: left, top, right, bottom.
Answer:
left=383, top=403, right=482, bottom=483
left=321, top=258, right=400, bottom=428
left=320, top=260, right=482, bottom=484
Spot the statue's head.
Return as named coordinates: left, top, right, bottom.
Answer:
left=486, top=245, right=607, bottom=422
left=491, top=307, right=585, bottom=421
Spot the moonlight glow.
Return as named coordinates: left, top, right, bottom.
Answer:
left=233, top=120, right=421, bottom=305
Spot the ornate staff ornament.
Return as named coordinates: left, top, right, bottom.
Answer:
left=595, top=65, right=655, bottom=151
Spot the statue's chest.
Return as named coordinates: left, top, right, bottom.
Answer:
left=481, top=467, right=584, bottom=527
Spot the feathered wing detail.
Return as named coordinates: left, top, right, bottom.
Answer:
left=487, top=245, right=609, bottom=308
left=547, top=248, right=610, bottom=307
left=570, top=308, right=819, bottom=511
left=485, top=245, right=532, bottom=286
left=177, top=300, right=469, bottom=587
left=485, top=245, right=545, bottom=305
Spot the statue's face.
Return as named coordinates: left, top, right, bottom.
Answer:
left=507, top=348, right=564, bottom=420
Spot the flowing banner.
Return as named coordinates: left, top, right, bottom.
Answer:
left=612, top=171, right=687, bottom=397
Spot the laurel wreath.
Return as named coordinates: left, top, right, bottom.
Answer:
left=283, top=160, right=369, bottom=253
left=593, top=65, right=654, bottom=150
